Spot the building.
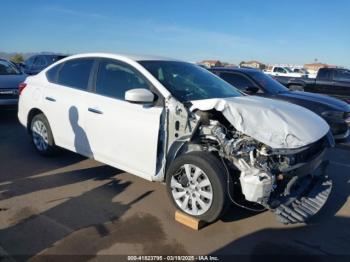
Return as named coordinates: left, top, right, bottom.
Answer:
left=239, top=60, right=266, bottom=70
left=199, top=60, right=223, bottom=68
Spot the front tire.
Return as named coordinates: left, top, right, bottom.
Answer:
left=166, top=151, right=228, bottom=223
left=30, top=113, right=57, bottom=156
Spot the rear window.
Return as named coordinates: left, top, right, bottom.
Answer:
left=56, top=59, right=94, bottom=90
left=334, top=69, right=350, bottom=82
left=47, top=55, right=66, bottom=64
left=0, top=60, right=21, bottom=75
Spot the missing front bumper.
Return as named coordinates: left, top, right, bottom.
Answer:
left=273, top=170, right=332, bottom=224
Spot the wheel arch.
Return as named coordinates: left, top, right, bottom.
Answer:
left=165, top=140, right=221, bottom=180
left=27, top=108, right=44, bottom=133
left=26, top=109, right=56, bottom=142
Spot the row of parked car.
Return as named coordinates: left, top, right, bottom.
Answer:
left=11, top=53, right=349, bottom=225
left=2, top=54, right=350, bottom=141
left=210, top=67, right=350, bottom=140
left=2, top=56, right=350, bottom=138
left=0, top=54, right=67, bottom=106
left=265, top=66, right=311, bottom=78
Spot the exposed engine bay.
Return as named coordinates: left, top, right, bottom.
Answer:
left=162, top=95, right=334, bottom=224
left=165, top=98, right=334, bottom=224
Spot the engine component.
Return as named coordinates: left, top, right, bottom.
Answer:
left=236, top=159, right=274, bottom=203
left=209, top=123, right=274, bottom=205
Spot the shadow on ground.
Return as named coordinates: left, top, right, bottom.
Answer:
left=212, top=216, right=350, bottom=257
left=0, top=109, right=84, bottom=183
left=0, top=165, right=155, bottom=261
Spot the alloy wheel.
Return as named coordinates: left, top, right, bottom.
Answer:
left=31, top=119, right=49, bottom=152
left=171, top=164, right=213, bottom=216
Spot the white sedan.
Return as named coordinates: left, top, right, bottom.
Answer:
left=18, top=53, right=333, bottom=224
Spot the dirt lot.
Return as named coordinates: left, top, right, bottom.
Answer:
left=1, top=109, right=350, bottom=261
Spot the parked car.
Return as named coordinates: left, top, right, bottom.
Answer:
left=291, top=67, right=317, bottom=78
left=0, top=59, right=27, bottom=106
left=21, top=54, right=67, bottom=75
left=265, top=66, right=307, bottom=78
left=210, top=67, right=350, bottom=140
left=18, top=53, right=334, bottom=224
left=275, top=67, right=350, bottom=104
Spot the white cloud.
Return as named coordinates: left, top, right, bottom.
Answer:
left=45, top=5, right=107, bottom=19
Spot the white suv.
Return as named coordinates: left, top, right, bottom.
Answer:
left=18, top=53, right=333, bottom=224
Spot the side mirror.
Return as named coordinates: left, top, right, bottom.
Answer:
left=125, top=88, right=155, bottom=104
left=244, top=86, right=259, bottom=94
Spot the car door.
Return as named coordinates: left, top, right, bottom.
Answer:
left=331, top=69, right=350, bottom=102
left=43, top=58, right=96, bottom=155
left=84, top=58, right=164, bottom=180
left=311, top=69, right=334, bottom=94
left=273, top=67, right=286, bottom=77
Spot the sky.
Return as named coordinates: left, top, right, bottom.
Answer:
left=1, top=0, right=350, bottom=67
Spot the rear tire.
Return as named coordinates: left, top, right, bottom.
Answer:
left=289, top=85, right=304, bottom=91
left=166, top=151, right=228, bottom=223
left=30, top=113, right=57, bottom=156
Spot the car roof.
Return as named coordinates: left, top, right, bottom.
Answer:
left=210, top=67, right=261, bottom=74
left=63, top=53, right=180, bottom=62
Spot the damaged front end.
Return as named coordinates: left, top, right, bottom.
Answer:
left=188, top=104, right=334, bottom=224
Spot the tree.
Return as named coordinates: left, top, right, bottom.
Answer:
left=9, top=54, right=24, bottom=64
left=239, top=61, right=246, bottom=67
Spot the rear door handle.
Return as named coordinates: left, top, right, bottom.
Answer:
left=45, top=97, right=56, bottom=102
left=88, top=107, right=103, bottom=114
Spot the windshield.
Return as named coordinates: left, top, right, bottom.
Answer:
left=139, top=61, right=242, bottom=102
left=48, top=55, right=66, bottom=64
left=249, top=71, right=289, bottom=94
left=0, top=60, right=21, bottom=75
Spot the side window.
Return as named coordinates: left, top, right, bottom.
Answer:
left=95, top=59, right=150, bottom=100
left=25, top=57, right=35, bottom=66
left=57, top=59, right=94, bottom=90
left=220, top=72, right=255, bottom=90
left=46, top=64, right=62, bottom=83
left=33, top=56, right=46, bottom=66
left=317, top=69, right=331, bottom=81
left=334, top=70, right=350, bottom=82
left=277, top=67, right=286, bottom=73
left=273, top=67, right=279, bottom=72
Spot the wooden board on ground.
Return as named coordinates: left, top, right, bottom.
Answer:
left=175, top=211, right=207, bottom=230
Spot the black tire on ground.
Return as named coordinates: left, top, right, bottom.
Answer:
left=166, top=151, right=229, bottom=223
left=30, top=113, right=57, bottom=156
left=289, top=85, right=304, bottom=91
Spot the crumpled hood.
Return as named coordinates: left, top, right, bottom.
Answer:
left=190, top=96, right=330, bottom=149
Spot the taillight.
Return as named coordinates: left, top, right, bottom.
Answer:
left=19, top=83, right=27, bottom=95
